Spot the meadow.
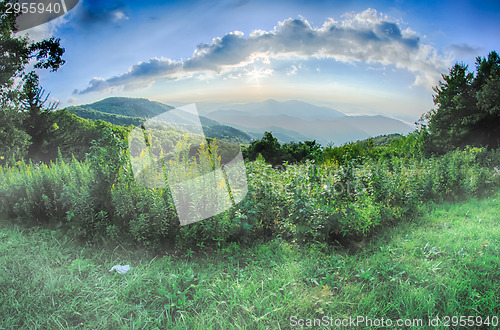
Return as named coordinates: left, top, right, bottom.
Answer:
left=0, top=189, right=499, bottom=328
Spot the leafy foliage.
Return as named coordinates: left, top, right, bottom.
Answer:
left=243, top=131, right=321, bottom=166
left=67, top=106, right=144, bottom=127
left=425, top=51, right=500, bottom=152
left=0, top=105, right=30, bottom=164
left=1, top=142, right=498, bottom=247
left=0, top=2, right=65, bottom=164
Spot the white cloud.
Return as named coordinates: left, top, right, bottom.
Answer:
left=78, top=8, right=452, bottom=94
left=287, top=64, right=302, bottom=75
left=79, top=57, right=183, bottom=93
left=112, top=10, right=129, bottom=22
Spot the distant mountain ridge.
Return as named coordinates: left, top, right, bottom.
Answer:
left=204, top=99, right=414, bottom=145
left=213, top=99, right=345, bottom=121
left=65, top=97, right=252, bottom=144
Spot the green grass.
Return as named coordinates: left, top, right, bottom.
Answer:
left=1, top=191, right=499, bottom=329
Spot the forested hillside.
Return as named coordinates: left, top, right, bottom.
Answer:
left=66, top=97, right=253, bottom=144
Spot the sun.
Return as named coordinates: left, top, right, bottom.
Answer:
left=246, top=63, right=274, bottom=86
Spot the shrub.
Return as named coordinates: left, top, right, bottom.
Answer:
left=0, top=143, right=498, bottom=248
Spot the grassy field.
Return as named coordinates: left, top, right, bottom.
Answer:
left=1, top=191, right=499, bottom=329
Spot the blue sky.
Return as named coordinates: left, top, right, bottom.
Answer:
left=23, top=0, right=500, bottom=122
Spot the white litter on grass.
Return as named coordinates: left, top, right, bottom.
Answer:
left=109, top=265, right=130, bottom=274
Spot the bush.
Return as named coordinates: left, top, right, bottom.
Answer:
left=0, top=143, right=498, bottom=249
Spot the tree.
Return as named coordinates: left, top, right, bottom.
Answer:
left=0, top=1, right=65, bottom=163
left=282, top=140, right=321, bottom=163
left=0, top=104, right=30, bottom=163
left=425, top=51, right=500, bottom=152
left=425, top=63, right=475, bottom=151
left=20, top=72, right=60, bottom=161
left=243, top=131, right=284, bottom=166
left=474, top=51, right=500, bottom=147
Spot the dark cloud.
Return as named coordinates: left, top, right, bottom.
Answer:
left=74, top=0, right=129, bottom=26
left=447, top=43, right=483, bottom=58
left=78, top=8, right=450, bottom=94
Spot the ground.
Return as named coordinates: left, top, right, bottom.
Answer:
left=0, top=191, right=499, bottom=329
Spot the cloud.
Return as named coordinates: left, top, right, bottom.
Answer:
left=287, top=64, right=302, bottom=75
left=78, top=8, right=452, bottom=94
left=73, top=0, right=129, bottom=26
left=19, top=0, right=129, bottom=41
left=79, top=58, right=183, bottom=94
left=446, top=43, right=483, bottom=59
left=67, top=96, right=79, bottom=104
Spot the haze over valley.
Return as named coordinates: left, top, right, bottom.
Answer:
left=67, top=97, right=413, bottom=145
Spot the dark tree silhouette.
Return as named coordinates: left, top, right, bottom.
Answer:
left=425, top=51, right=500, bottom=152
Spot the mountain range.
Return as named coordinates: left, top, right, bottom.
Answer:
left=204, top=99, right=414, bottom=145
left=66, top=97, right=414, bottom=146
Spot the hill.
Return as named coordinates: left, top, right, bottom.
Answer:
left=64, top=106, right=145, bottom=127
left=75, top=97, right=174, bottom=117
left=66, top=97, right=252, bottom=144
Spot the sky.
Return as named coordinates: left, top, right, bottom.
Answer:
left=21, top=0, right=500, bottom=123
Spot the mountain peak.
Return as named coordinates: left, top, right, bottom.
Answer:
left=263, top=99, right=279, bottom=104
left=76, top=96, right=173, bottom=118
